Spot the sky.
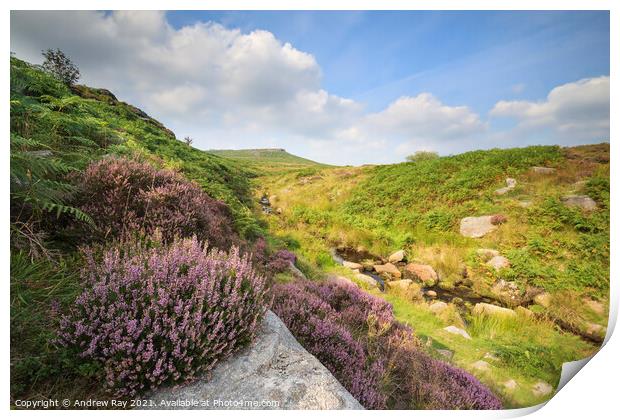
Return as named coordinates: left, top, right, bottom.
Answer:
left=10, top=10, right=610, bottom=165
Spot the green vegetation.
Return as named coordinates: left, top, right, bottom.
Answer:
left=10, top=52, right=609, bottom=410
left=209, top=148, right=327, bottom=174
left=10, top=56, right=264, bottom=404
left=405, top=150, right=439, bottom=162
left=10, top=56, right=261, bottom=239
left=258, top=142, right=609, bottom=407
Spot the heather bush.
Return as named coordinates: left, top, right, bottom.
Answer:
left=74, top=157, right=237, bottom=249
left=57, top=236, right=268, bottom=398
left=272, top=278, right=502, bottom=410
left=266, top=249, right=297, bottom=273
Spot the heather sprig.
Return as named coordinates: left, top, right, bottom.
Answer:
left=57, top=236, right=268, bottom=398
left=272, top=278, right=502, bottom=410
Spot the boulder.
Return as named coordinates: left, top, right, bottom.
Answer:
left=143, top=311, right=363, bottom=410
left=327, top=275, right=355, bottom=286
left=585, top=322, right=606, bottom=338
left=426, top=290, right=438, bottom=298
left=561, top=195, right=598, bottom=211
left=534, top=292, right=552, bottom=308
left=429, top=301, right=448, bottom=315
left=342, top=261, right=363, bottom=270
left=494, top=178, right=517, bottom=195
left=532, top=381, right=553, bottom=397
left=355, top=273, right=380, bottom=289
left=530, top=166, right=556, bottom=174
left=503, top=379, right=518, bottom=391
left=473, top=303, right=516, bottom=317
left=443, top=325, right=471, bottom=340
left=388, top=250, right=406, bottom=263
left=491, top=280, right=524, bottom=306
left=515, top=306, right=534, bottom=318
left=289, top=262, right=307, bottom=280
left=584, top=298, right=605, bottom=316
left=471, top=360, right=490, bottom=372
left=373, top=263, right=401, bottom=279
left=486, top=256, right=510, bottom=271
left=476, top=248, right=500, bottom=261
left=404, top=263, right=438, bottom=286
left=386, top=279, right=413, bottom=290
left=459, top=216, right=498, bottom=238
left=436, top=349, right=454, bottom=361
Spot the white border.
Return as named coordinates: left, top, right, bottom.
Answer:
left=3, top=2, right=617, bottom=419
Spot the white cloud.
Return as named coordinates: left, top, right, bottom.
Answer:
left=10, top=11, right=609, bottom=165
left=491, top=76, right=609, bottom=141
left=337, top=93, right=486, bottom=156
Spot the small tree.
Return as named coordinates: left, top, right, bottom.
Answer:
left=406, top=151, right=439, bottom=163
left=184, top=136, right=193, bottom=146
left=41, top=49, right=80, bottom=86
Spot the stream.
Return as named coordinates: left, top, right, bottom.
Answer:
left=330, top=246, right=496, bottom=306
left=330, top=248, right=386, bottom=290
left=330, top=246, right=603, bottom=344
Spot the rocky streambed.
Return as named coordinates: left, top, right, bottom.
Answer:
left=330, top=245, right=605, bottom=344
left=331, top=246, right=503, bottom=307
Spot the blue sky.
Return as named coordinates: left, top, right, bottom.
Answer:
left=11, top=11, right=610, bottom=165
left=167, top=11, right=609, bottom=112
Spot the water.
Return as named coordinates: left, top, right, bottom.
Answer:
left=330, top=247, right=385, bottom=290
left=330, top=247, right=496, bottom=305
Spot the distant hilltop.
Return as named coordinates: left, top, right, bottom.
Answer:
left=209, top=148, right=286, bottom=153
left=207, top=148, right=325, bottom=167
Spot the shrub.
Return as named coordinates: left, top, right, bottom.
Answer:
left=42, top=49, right=80, bottom=86
left=267, top=249, right=297, bottom=273
left=75, top=157, right=237, bottom=249
left=56, top=236, right=268, bottom=398
left=272, top=278, right=501, bottom=409
left=406, top=151, right=439, bottom=162
left=490, top=214, right=508, bottom=225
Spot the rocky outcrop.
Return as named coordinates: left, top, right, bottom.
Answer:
left=443, top=325, right=471, bottom=340
left=143, top=311, right=363, bottom=410
left=429, top=301, right=448, bottom=315
left=584, top=298, right=605, bottom=316
left=486, top=256, right=510, bottom=271
left=373, top=262, right=401, bottom=279
left=494, top=178, right=517, bottom=195
left=459, top=216, right=498, bottom=238
left=355, top=273, right=380, bottom=289
left=289, top=262, right=307, bottom=280
left=534, top=292, right=552, bottom=308
left=473, top=303, right=516, bottom=317
left=503, top=379, right=518, bottom=391
left=476, top=248, right=500, bottom=261
left=532, top=381, right=553, bottom=397
left=491, top=280, right=525, bottom=307
left=404, top=263, right=438, bottom=286
left=471, top=360, right=490, bottom=372
left=343, top=261, right=363, bottom=270
left=561, top=195, right=598, bottom=211
left=388, top=250, right=405, bottom=263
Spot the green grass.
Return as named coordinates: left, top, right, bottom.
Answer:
left=380, top=292, right=596, bottom=408
left=10, top=56, right=261, bottom=238
left=10, top=252, right=105, bottom=403
left=208, top=148, right=322, bottom=166
left=10, top=55, right=263, bottom=404
left=259, top=143, right=608, bottom=409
